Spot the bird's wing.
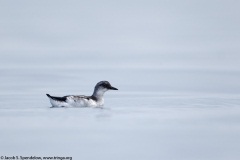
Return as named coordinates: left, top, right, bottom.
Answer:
left=66, top=95, right=91, bottom=101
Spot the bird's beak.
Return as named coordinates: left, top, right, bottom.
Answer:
left=109, top=86, right=118, bottom=90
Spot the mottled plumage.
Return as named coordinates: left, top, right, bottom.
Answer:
left=46, top=81, right=118, bottom=108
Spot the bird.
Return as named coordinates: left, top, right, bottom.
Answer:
left=46, top=81, right=118, bottom=108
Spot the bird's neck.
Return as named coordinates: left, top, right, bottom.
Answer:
left=92, top=89, right=106, bottom=101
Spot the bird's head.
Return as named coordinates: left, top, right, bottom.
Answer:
left=93, top=81, right=118, bottom=97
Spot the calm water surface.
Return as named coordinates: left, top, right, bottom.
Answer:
left=0, top=63, right=240, bottom=160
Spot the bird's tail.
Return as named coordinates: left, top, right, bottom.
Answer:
left=46, top=94, right=51, bottom=98
left=46, top=94, right=67, bottom=102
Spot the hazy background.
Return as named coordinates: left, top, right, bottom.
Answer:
left=0, top=0, right=240, bottom=160
left=1, top=0, right=240, bottom=95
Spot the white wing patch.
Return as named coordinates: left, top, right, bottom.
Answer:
left=66, top=96, right=98, bottom=107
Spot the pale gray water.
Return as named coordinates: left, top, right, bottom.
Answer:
left=1, top=0, right=240, bottom=160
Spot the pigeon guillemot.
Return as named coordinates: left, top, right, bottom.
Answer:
left=46, top=81, right=118, bottom=107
